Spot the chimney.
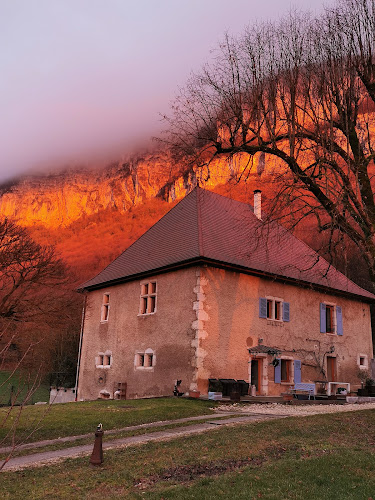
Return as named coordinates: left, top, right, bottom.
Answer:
left=254, top=190, right=262, bottom=220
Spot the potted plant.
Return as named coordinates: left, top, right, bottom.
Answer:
left=365, top=377, right=375, bottom=397
left=357, top=369, right=370, bottom=396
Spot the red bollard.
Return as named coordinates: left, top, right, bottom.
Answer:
left=90, top=424, right=104, bottom=465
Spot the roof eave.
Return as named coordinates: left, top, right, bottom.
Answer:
left=78, top=257, right=375, bottom=302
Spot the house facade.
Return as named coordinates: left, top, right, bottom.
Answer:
left=77, top=188, right=374, bottom=400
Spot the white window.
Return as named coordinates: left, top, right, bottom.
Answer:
left=139, top=281, right=157, bottom=315
left=135, top=348, right=155, bottom=369
left=267, top=298, right=282, bottom=320
left=259, top=297, right=290, bottom=322
left=101, top=293, right=110, bottom=322
left=96, top=351, right=112, bottom=368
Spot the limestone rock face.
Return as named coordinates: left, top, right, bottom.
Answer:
left=0, top=151, right=266, bottom=228
left=0, top=154, right=177, bottom=228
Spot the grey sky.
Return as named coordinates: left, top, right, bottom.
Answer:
left=0, top=0, right=335, bottom=180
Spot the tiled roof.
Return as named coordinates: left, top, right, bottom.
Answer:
left=79, top=187, right=375, bottom=300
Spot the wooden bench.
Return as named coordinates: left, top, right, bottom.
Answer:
left=290, top=383, right=316, bottom=400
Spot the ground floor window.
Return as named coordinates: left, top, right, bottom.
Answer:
left=96, top=351, right=112, bottom=368
left=274, top=358, right=293, bottom=383
left=135, top=348, right=155, bottom=369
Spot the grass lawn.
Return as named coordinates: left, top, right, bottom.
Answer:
left=0, top=397, right=215, bottom=446
left=0, top=371, right=49, bottom=406
left=1, top=409, right=375, bottom=499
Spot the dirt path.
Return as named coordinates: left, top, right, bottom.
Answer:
left=1, top=413, right=285, bottom=472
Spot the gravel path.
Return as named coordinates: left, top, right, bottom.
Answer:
left=215, top=401, right=375, bottom=416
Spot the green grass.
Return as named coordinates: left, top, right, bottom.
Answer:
left=0, top=371, right=49, bottom=406
left=1, top=409, right=375, bottom=499
left=0, top=397, right=215, bottom=446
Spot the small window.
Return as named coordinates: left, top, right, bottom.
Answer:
left=274, top=358, right=292, bottom=383
left=137, top=354, right=145, bottom=367
left=135, top=349, right=155, bottom=369
left=275, top=301, right=282, bottom=320
left=358, top=354, right=368, bottom=370
left=101, top=293, right=110, bottom=322
left=326, top=305, right=334, bottom=333
left=140, top=281, right=157, bottom=315
left=96, top=351, right=112, bottom=368
left=260, top=297, right=289, bottom=322
left=267, top=299, right=273, bottom=319
left=320, top=303, right=343, bottom=335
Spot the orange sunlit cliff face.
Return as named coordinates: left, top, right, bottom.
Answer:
left=0, top=147, right=363, bottom=287
left=0, top=152, right=278, bottom=284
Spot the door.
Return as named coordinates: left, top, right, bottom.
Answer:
left=327, top=356, right=336, bottom=382
left=251, top=359, right=261, bottom=394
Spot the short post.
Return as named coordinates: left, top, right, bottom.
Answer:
left=89, top=423, right=104, bottom=465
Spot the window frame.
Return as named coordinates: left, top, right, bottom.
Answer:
left=134, top=348, right=155, bottom=370
left=96, top=350, right=112, bottom=369
left=325, top=304, right=335, bottom=334
left=266, top=296, right=284, bottom=322
left=358, top=354, right=368, bottom=370
left=139, top=280, right=157, bottom=316
left=320, top=302, right=343, bottom=335
left=274, top=357, right=294, bottom=384
left=100, top=293, right=110, bottom=323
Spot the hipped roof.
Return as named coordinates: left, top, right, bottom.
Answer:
left=79, top=187, right=375, bottom=301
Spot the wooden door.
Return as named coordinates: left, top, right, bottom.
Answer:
left=327, top=356, right=336, bottom=382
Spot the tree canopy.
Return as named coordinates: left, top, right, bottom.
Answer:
left=164, top=0, right=375, bottom=288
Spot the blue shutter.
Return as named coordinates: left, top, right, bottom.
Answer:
left=294, top=360, right=302, bottom=384
left=320, top=303, right=326, bottom=333
left=274, top=359, right=281, bottom=383
left=336, top=306, right=343, bottom=335
left=259, top=297, right=267, bottom=318
left=283, top=302, right=290, bottom=322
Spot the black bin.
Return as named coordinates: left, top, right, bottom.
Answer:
left=219, top=379, right=236, bottom=397
left=237, top=380, right=250, bottom=396
left=208, top=379, right=222, bottom=392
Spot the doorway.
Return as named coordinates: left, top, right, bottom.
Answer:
left=251, top=358, right=261, bottom=394
left=327, top=356, right=337, bottom=382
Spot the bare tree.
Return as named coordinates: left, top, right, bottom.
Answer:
left=0, top=219, right=74, bottom=469
left=164, top=0, right=375, bottom=289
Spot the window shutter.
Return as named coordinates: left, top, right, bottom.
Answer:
left=320, top=303, right=326, bottom=333
left=294, top=360, right=302, bottom=384
left=283, top=302, right=290, bottom=322
left=259, top=297, right=267, bottom=318
left=336, top=306, right=343, bottom=335
left=274, top=359, right=281, bottom=383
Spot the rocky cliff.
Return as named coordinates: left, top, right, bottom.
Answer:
left=0, top=150, right=271, bottom=229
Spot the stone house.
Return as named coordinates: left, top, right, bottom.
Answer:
left=76, top=187, right=374, bottom=400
